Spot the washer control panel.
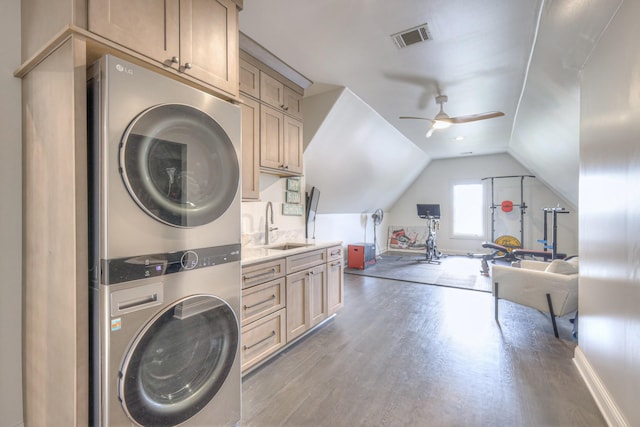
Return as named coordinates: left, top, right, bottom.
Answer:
left=103, top=243, right=241, bottom=285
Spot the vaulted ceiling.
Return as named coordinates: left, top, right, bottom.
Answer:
left=239, top=1, right=622, bottom=209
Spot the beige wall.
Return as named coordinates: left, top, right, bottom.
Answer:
left=0, top=0, right=23, bottom=426
left=578, top=1, right=640, bottom=425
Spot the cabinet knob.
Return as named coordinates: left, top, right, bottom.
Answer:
left=171, top=56, right=179, bottom=64
left=184, top=62, right=193, bottom=70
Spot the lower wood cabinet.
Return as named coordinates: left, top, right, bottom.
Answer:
left=327, top=258, right=344, bottom=315
left=241, top=309, right=286, bottom=372
left=286, top=263, right=327, bottom=342
left=241, top=245, right=343, bottom=374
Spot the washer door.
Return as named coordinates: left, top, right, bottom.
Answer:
left=119, top=295, right=238, bottom=426
left=120, top=104, right=239, bottom=228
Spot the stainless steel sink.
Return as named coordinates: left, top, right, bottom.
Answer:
left=268, top=243, right=311, bottom=251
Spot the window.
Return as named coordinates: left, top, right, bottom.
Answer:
left=453, top=183, right=484, bottom=237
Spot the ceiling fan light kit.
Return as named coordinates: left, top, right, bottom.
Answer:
left=400, top=94, right=505, bottom=138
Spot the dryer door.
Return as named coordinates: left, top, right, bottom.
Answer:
left=119, top=295, right=238, bottom=426
left=120, top=103, right=239, bottom=228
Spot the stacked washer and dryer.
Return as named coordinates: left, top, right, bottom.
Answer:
left=88, top=55, right=242, bottom=426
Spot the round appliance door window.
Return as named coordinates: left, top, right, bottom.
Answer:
left=120, top=103, right=239, bottom=228
left=119, top=295, right=238, bottom=426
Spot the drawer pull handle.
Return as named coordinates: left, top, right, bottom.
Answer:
left=243, top=294, right=276, bottom=310
left=330, top=261, right=342, bottom=268
left=244, top=267, right=277, bottom=281
left=244, top=331, right=276, bottom=350
left=330, top=250, right=341, bottom=256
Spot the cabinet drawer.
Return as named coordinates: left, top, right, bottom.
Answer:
left=241, top=277, right=285, bottom=326
left=242, top=258, right=286, bottom=288
left=286, top=249, right=326, bottom=274
left=241, top=308, right=286, bottom=372
left=327, top=245, right=343, bottom=262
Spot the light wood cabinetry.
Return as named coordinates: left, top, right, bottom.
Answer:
left=240, top=95, right=260, bottom=199
left=242, top=258, right=286, bottom=288
left=241, top=258, right=287, bottom=372
left=239, top=52, right=305, bottom=181
left=239, top=59, right=260, bottom=98
left=286, top=249, right=327, bottom=274
left=327, top=245, right=345, bottom=315
left=241, top=277, right=285, bottom=326
left=88, top=0, right=239, bottom=96
left=240, top=245, right=342, bottom=373
left=285, top=249, right=328, bottom=342
left=241, top=309, right=286, bottom=373
left=286, top=263, right=327, bottom=342
left=260, top=71, right=304, bottom=120
left=259, top=106, right=303, bottom=174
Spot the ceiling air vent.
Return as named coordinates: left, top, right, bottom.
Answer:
left=391, top=23, right=432, bottom=49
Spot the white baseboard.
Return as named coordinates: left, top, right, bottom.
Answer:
left=573, top=346, right=629, bottom=427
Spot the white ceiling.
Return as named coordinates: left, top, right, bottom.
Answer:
left=239, top=0, right=542, bottom=160
left=239, top=1, right=622, bottom=209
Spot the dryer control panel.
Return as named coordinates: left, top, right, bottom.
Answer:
left=102, top=244, right=241, bottom=285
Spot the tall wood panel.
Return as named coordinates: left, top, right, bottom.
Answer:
left=21, top=36, right=89, bottom=426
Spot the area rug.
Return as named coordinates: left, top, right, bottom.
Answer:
left=345, top=252, right=492, bottom=293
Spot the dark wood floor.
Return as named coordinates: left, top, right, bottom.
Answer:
left=241, top=274, right=605, bottom=427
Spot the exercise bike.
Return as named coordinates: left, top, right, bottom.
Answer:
left=417, top=204, right=442, bottom=264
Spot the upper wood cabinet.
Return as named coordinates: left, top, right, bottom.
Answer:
left=239, top=59, right=260, bottom=98
left=240, top=95, right=260, bottom=199
left=88, top=0, right=239, bottom=96
left=260, top=72, right=303, bottom=120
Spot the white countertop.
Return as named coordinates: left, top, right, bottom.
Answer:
left=241, top=240, right=343, bottom=266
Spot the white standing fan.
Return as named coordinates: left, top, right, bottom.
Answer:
left=372, top=208, right=384, bottom=258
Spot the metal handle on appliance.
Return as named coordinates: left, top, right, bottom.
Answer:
left=118, top=293, right=158, bottom=311
left=243, top=267, right=277, bottom=281
left=244, top=331, right=276, bottom=350
left=244, top=294, right=276, bottom=310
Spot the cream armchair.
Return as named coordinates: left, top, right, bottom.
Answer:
left=492, top=257, right=579, bottom=338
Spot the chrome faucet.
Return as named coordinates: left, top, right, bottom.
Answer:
left=265, top=201, right=278, bottom=245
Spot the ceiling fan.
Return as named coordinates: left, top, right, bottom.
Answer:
left=400, top=95, right=505, bottom=138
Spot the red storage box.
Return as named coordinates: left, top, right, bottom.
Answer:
left=348, top=243, right=376, bottom=270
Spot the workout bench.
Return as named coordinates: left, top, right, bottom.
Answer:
left=480, top=241, right=566, bottom=276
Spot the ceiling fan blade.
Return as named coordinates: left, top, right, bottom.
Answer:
left=447, top=111, right=505, bottom=124
left=399, top=116, right=433, bottom=121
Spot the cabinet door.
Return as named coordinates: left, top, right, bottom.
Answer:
left=327, top=260, right=344, bottom=315
left=286, top=271, right=309, bottom=342
left=239, top=59, right=260, bottom=98
left=180, top=0, right=239, bottom=96
left=240, top=96, right=260, bottom=199
left=284, top=115, right=303, bottom=174
left=309, top=264, right=327, bottom=327
left=260, top=72, right=285, bottom=109
left=283, top=86, right=303, bottom=119
left=88, top=0, right=180, bottom=67
left=260, top=104, right=284, bottom=170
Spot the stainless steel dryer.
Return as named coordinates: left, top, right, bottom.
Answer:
left=88, top=55, right=241, bottom=426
